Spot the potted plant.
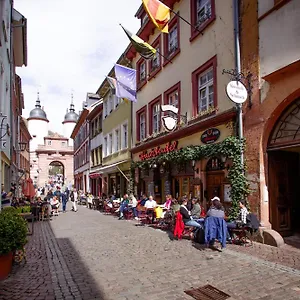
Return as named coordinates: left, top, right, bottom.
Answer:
left=0, top=208, right=28, bottom=280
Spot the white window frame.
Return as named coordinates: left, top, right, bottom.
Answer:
left=168, top=90, right=179, bottom=108
left=121, top=121, right=128, bottom=150
left=139, top=61, right=146, bottom=81
left=168, top=25, right=178, bottom=54
left=114, top=95, right=120, bottom=108
left=103, top=136, right=107, bottom=157
left=151, top=46, right=160, bottom=70
left=197, top=67, right=214, bottom=112
left=115, top=128, right=120, bottom=152
left=152, top=103, right=160, bottom=133
left=196, top=0, right=212, bottom=26
left=140, top=112, right=146, bottom=140
left=108, top=133, right=113, bottom=155
left=104, top=101, right=108, bottom=118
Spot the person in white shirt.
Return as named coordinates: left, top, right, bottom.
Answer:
left=144, top=196, right=157, bottom=223
left=144, top=195, right=157, bottom=209
left=129, top=194, right=138, bottom=220
left=70, top=188, right=78, bottom=212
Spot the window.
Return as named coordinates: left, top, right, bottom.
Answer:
left=47, top=140, right=52, bottom=146
left=190, top=0, right=215, bottom=41
left=109, top=95, right=113, bottom=113
left=149, top=36, right=161, bottom=76
left=149, top=96, right=162, bottom=135
left=141, top=13, right=149, bottom=26
left=192, top=56, right=217, bottom=116
left=115, top=129, right=120, bottom=152
left=196, top=0, right=212, bottom=25
left=139, top=61, right=146, bottom=81
left=122, top=123, right=128, bottom=149
left=103, top=137, right=107, bottom=157
left=61, top=141, right=66, bottom=147
left=164, top=82, right=181, bottom=114
left=114, top=95, right=120, bottom=108
left=164, top=16, right=180, bottom=64
left=198, top=68, right=214, bottom=112
left=137, top=58, right=147, bottom=88
left=136, top=106, right=147, bottom=142
left=109, top=133, right=113, bottom=155
left=104, top=101, right=108, bottom=118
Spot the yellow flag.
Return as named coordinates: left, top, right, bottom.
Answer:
left=142, top=0, right=170, bottom=33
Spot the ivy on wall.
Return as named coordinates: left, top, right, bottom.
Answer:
left=130, top=136, right=249, bottom=219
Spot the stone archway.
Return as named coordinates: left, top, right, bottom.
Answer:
left=267, top=97, right=300, bottom=236
left=48, top=161, right=65, bottom=186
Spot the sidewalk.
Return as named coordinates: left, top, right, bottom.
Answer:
left=1, top=208, right=300, bottom=300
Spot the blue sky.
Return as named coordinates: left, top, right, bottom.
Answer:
left=15, top=0, right=142, bottom=134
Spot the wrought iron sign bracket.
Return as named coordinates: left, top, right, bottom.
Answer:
left=222, top=69, right=253, bottom=109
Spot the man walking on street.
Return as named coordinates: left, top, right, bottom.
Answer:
left=61, top=191, right=68, bottom=213
left=70, top=188, right=78, bottom=212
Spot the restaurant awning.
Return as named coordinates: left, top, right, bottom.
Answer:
left=98, top=160, right=129, bottom=174
left=89, top=173, right=101, bottom=179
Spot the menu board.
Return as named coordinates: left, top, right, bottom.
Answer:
left=164, top=180, right=171, bottom=196
left=148, top=182, right=154, bottom=197
left=224, top=184, right=232, bottom=202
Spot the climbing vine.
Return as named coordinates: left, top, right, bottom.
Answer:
left=130, top=136, right=249, bottom=220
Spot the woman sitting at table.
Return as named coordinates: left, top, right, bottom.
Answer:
left=191, top=198, right=201, bottom=219
left=180, top=198, right=202, bottom=238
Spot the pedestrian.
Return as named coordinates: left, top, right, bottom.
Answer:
left=61, top=192, right=68, bottom=213
left=70, top=188, right=78, bottom=212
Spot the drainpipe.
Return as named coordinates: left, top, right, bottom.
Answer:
left=233, top=0, right=244, bottom=167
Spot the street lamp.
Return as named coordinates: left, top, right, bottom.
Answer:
left=18, top=142, right=27, bottom=152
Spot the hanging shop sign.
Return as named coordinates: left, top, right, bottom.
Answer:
left=201, top=128, right=220, bottom=144
left=226, top=80, right=248, bottom=104
left=139, top=141, right=179, bottom=161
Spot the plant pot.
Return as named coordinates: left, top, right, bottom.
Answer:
left=0, top=252, right=13, bottom=281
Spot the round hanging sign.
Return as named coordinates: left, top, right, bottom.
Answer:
left=226, top=80, right=248, bottom=104
left=201, top=128, right=220, bottom=144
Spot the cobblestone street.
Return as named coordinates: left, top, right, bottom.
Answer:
left=1, top=204, right=300, bottom=300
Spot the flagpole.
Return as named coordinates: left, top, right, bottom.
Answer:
left=156, top=49, right=173, bottom=64
left=170, top=10, right=204, bottom=35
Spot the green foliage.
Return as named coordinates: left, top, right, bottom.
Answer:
left=0, top=210, right=28, bottom=255
left=1, top=207, right=18, bottom=215
left=15, top=206, right=31, bottom=214
left=131, top=136, right=249, bottom=220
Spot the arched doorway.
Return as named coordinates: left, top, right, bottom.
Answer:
left=48, top=161, right=65, bottom=186
left=268, top=98, right=300, bottom=236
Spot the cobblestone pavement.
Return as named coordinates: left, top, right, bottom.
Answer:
left=2, top=204, right=300, bottom=300
left=0, top=220, right=55, bottom=300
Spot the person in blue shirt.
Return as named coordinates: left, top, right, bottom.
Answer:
left=61, top=192, right=68, bottom=213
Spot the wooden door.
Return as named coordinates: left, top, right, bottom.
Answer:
left=268, top=151, right=299, bottom=236
left=206, top=171, right=225, bottom=203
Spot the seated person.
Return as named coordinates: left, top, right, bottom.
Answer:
left=144, top=196, right=157, bottom=222
left=118, top=194, right=129, bottom=220
left=206, top=198, right=225, bottom=218
left=50, top=196, right=60, bottom=215
left=139, top=194, right=148, bottom=206
left=227, top=200, right=249, bottom=229
left=163, top=194, right=172, bottom=210
left=191, top=198, right=201, bottom=220
left=180, top=198, right=202, bottom=237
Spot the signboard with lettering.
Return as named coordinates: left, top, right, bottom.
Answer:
left=139, top=141, right=179, bottom=161
left=201, top=128, right=220, bottom=144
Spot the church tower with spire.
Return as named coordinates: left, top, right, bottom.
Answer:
left=62, top=93, right=79, bottom=146
left=27, top=92, right=49, bottom=185
left=27, top=92, right=49, bottom=152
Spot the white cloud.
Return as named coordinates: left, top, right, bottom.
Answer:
left=15, top=0, right=142, bottom=134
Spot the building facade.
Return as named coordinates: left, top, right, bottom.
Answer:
left=72, top=93, right=101, bottom=193
left=35, top=133, right=74, bottom=188
left=0, top=2, right=28, bottom=193
left=28, top=96, right=78, bottom=188
left=97, top=59, right=132, bottom=198
left=242, top=0, right=300, bottom=237
left=126, top=0, right=236, bottom=205
left=87, top=101, right=103, bottom=197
